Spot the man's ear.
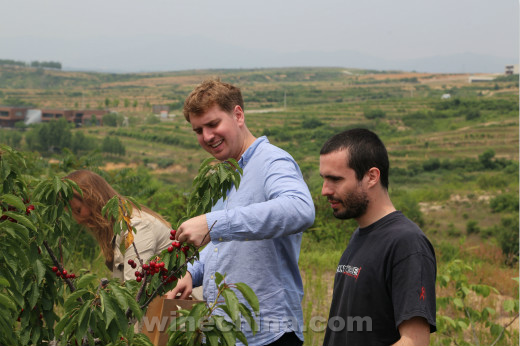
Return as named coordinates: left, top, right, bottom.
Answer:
left=233, top=105, right=245, bottom=126
left=366, top=167, right=380, bottom=188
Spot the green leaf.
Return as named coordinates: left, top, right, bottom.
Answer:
left=1, top=193, right=25, bottom=212
left=205, top=330, right=220, bottom=346
left=64, top=289, right=89, bottom=311
left=0, top=293, right=16, bottom=311
left=76, top=303, right=91, bottom=340
left=33, top=259, right=46, bottom=285
left=100, top=290, right=117, bottom=328
left=235, top=282, right=260, bottom=313
left=235, top=330, right=248, bottom=345
left=221, top=288, right=240, bottom=322
left=0, top=276, right=10, bottom=287
left=457, top=320, right=468, bottom=329
left=453, top=298, right=464, bottom=309
left=75, top=273, right=97, bottom=289
left=28, top=282, right=40, bottom=308
left=490, top=323, right=503, bottom=337
left=238, top=302, right=258, bottom=335
left=503, top=299, right=515, bottom=312
left=2, top=212, right=36, bottom=232
left=214, top=316, right=235, bottom=346
left=53, top=175, right=62, bottom=194
left=215, top=272, right=225, bottom=286
left=3, top=224, right=29, bottom=244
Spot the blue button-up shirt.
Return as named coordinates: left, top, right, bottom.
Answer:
left=188, top=136, right=315, bottom=345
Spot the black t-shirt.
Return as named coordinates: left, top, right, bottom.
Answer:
left=323, top=211, right=437, bottom=346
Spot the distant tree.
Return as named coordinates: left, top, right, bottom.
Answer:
left=104, top=98, right=110, bottom=107
left=302, top=117, right=324, bottom=129
left=3, top=97, right=36, bottom=107
left=0, top=59, right=26, bottom=67
left=70, top=131, right=98, bottom=154
left=478, top=149, right=496, bottom=169
left=90, top=114, right=98, bottom=126
left=0, top=130, right=22, bottom=149
left=102, top=113, right=118, bottom=127
left=102, top=113, right=124, bottom=127
left=495, top=216, right=519, bottom=265
left=145, top=114, right=160, bottom=125
left=422, top=158, right=441, bottom=171
left=364, top=109, right=386, bottom=119
left=25, top=118, right=72, bottom=153
left=102, top=136, right=126, bottom=156
left=124, top=98, right=130, bottom=107
left=133, top=100, right=138, bottom=108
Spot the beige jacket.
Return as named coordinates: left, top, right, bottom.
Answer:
left=112, top=211, right=172, bottom=282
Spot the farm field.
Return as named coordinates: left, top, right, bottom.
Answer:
left=1, top=65, right=518, bottom=345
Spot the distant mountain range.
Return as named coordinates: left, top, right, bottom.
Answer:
left=3, top=35, right=516, bottom=74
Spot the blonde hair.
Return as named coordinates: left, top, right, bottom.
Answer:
left=65, top=170, right=171, bottom=267
left=183, top=79, right=244, bottom=122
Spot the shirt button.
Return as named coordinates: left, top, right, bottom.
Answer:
left=219, top=237, right=223, bottom=241
left=211, top=275, right=214, bottom=279
left=214, top=248, right=218, bottom=252
left=245, top=238, right=249, bottom=241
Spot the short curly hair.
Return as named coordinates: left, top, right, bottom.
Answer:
left=183, top=79, right=244, bottom=122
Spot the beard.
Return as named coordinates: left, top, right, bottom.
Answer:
left=330, top=188, right=369, bottom=220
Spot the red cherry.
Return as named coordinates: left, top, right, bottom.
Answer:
left=127, top=259, right=135, bottom=265
left=26, top=205, right=35, bottom=215
left=56, top=271, right=61, bottom=277
left=70, top=273, right=76, bottom=279
left=136, top=276, right=142, bottom=282
left=51, top=266, right=58, bottom=272
left=170, top=229, right=176, bottom=237
left=158, top=262, right=165, bottom=268
left=62, top=270, right=67, bottom=276
left=149, top=261, right=156, bottom=268
left=135, top=271, right=141, bottom=277
left=142, top=264, right=149, bottom=270
left=168, top=246, right=174, bottom=253
left=172, top=241, right=181, bottom=249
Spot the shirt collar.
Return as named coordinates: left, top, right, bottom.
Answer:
left=238, top=136, right=268, bottom=168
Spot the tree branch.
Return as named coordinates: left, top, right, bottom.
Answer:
left=42, top=240, right=76, bottom=293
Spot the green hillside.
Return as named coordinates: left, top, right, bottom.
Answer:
left=1, top=65, right=518, bottom=345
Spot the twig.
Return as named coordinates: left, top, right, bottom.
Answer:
left=42, top=240, right=76, bottom=293
left=490, top=313, right=519, bottom=346
left=139, top=221, right=218, bottom=310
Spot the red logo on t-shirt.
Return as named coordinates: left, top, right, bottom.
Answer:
left=420, top=286, right=426, bottom=300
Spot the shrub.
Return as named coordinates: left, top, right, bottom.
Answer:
left=489, top=193, right=519, bottom=213
left=495, top=215, right=519, bottom=264
left=363, top=109, right=386, bottom=119
left=466, top=220, right=481, bottom=235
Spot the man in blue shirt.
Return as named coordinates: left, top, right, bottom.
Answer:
left=167, top=80, right=315, bottom=346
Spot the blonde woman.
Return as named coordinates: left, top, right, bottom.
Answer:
left=65, top=170, right=172, bottom=282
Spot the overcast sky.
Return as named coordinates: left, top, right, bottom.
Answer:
left=1, top=0, right=518, bottom=73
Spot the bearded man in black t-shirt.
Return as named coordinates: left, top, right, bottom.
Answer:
left=319, top=128, right=437, bottom=346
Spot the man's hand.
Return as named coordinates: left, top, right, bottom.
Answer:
left=175, top=214, right=211, bottom=246
left=165, top=272, right=193, bottom=300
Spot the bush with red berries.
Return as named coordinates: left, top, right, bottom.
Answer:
left=0, top=145, right=257, bottom=346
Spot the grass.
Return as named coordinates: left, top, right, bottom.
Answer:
left=1, top=66, right=518, bottom=345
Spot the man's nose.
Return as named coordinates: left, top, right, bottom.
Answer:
left=321, top=181, right=332, bottom=196
left=203, top=128, right=214, bottom=142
